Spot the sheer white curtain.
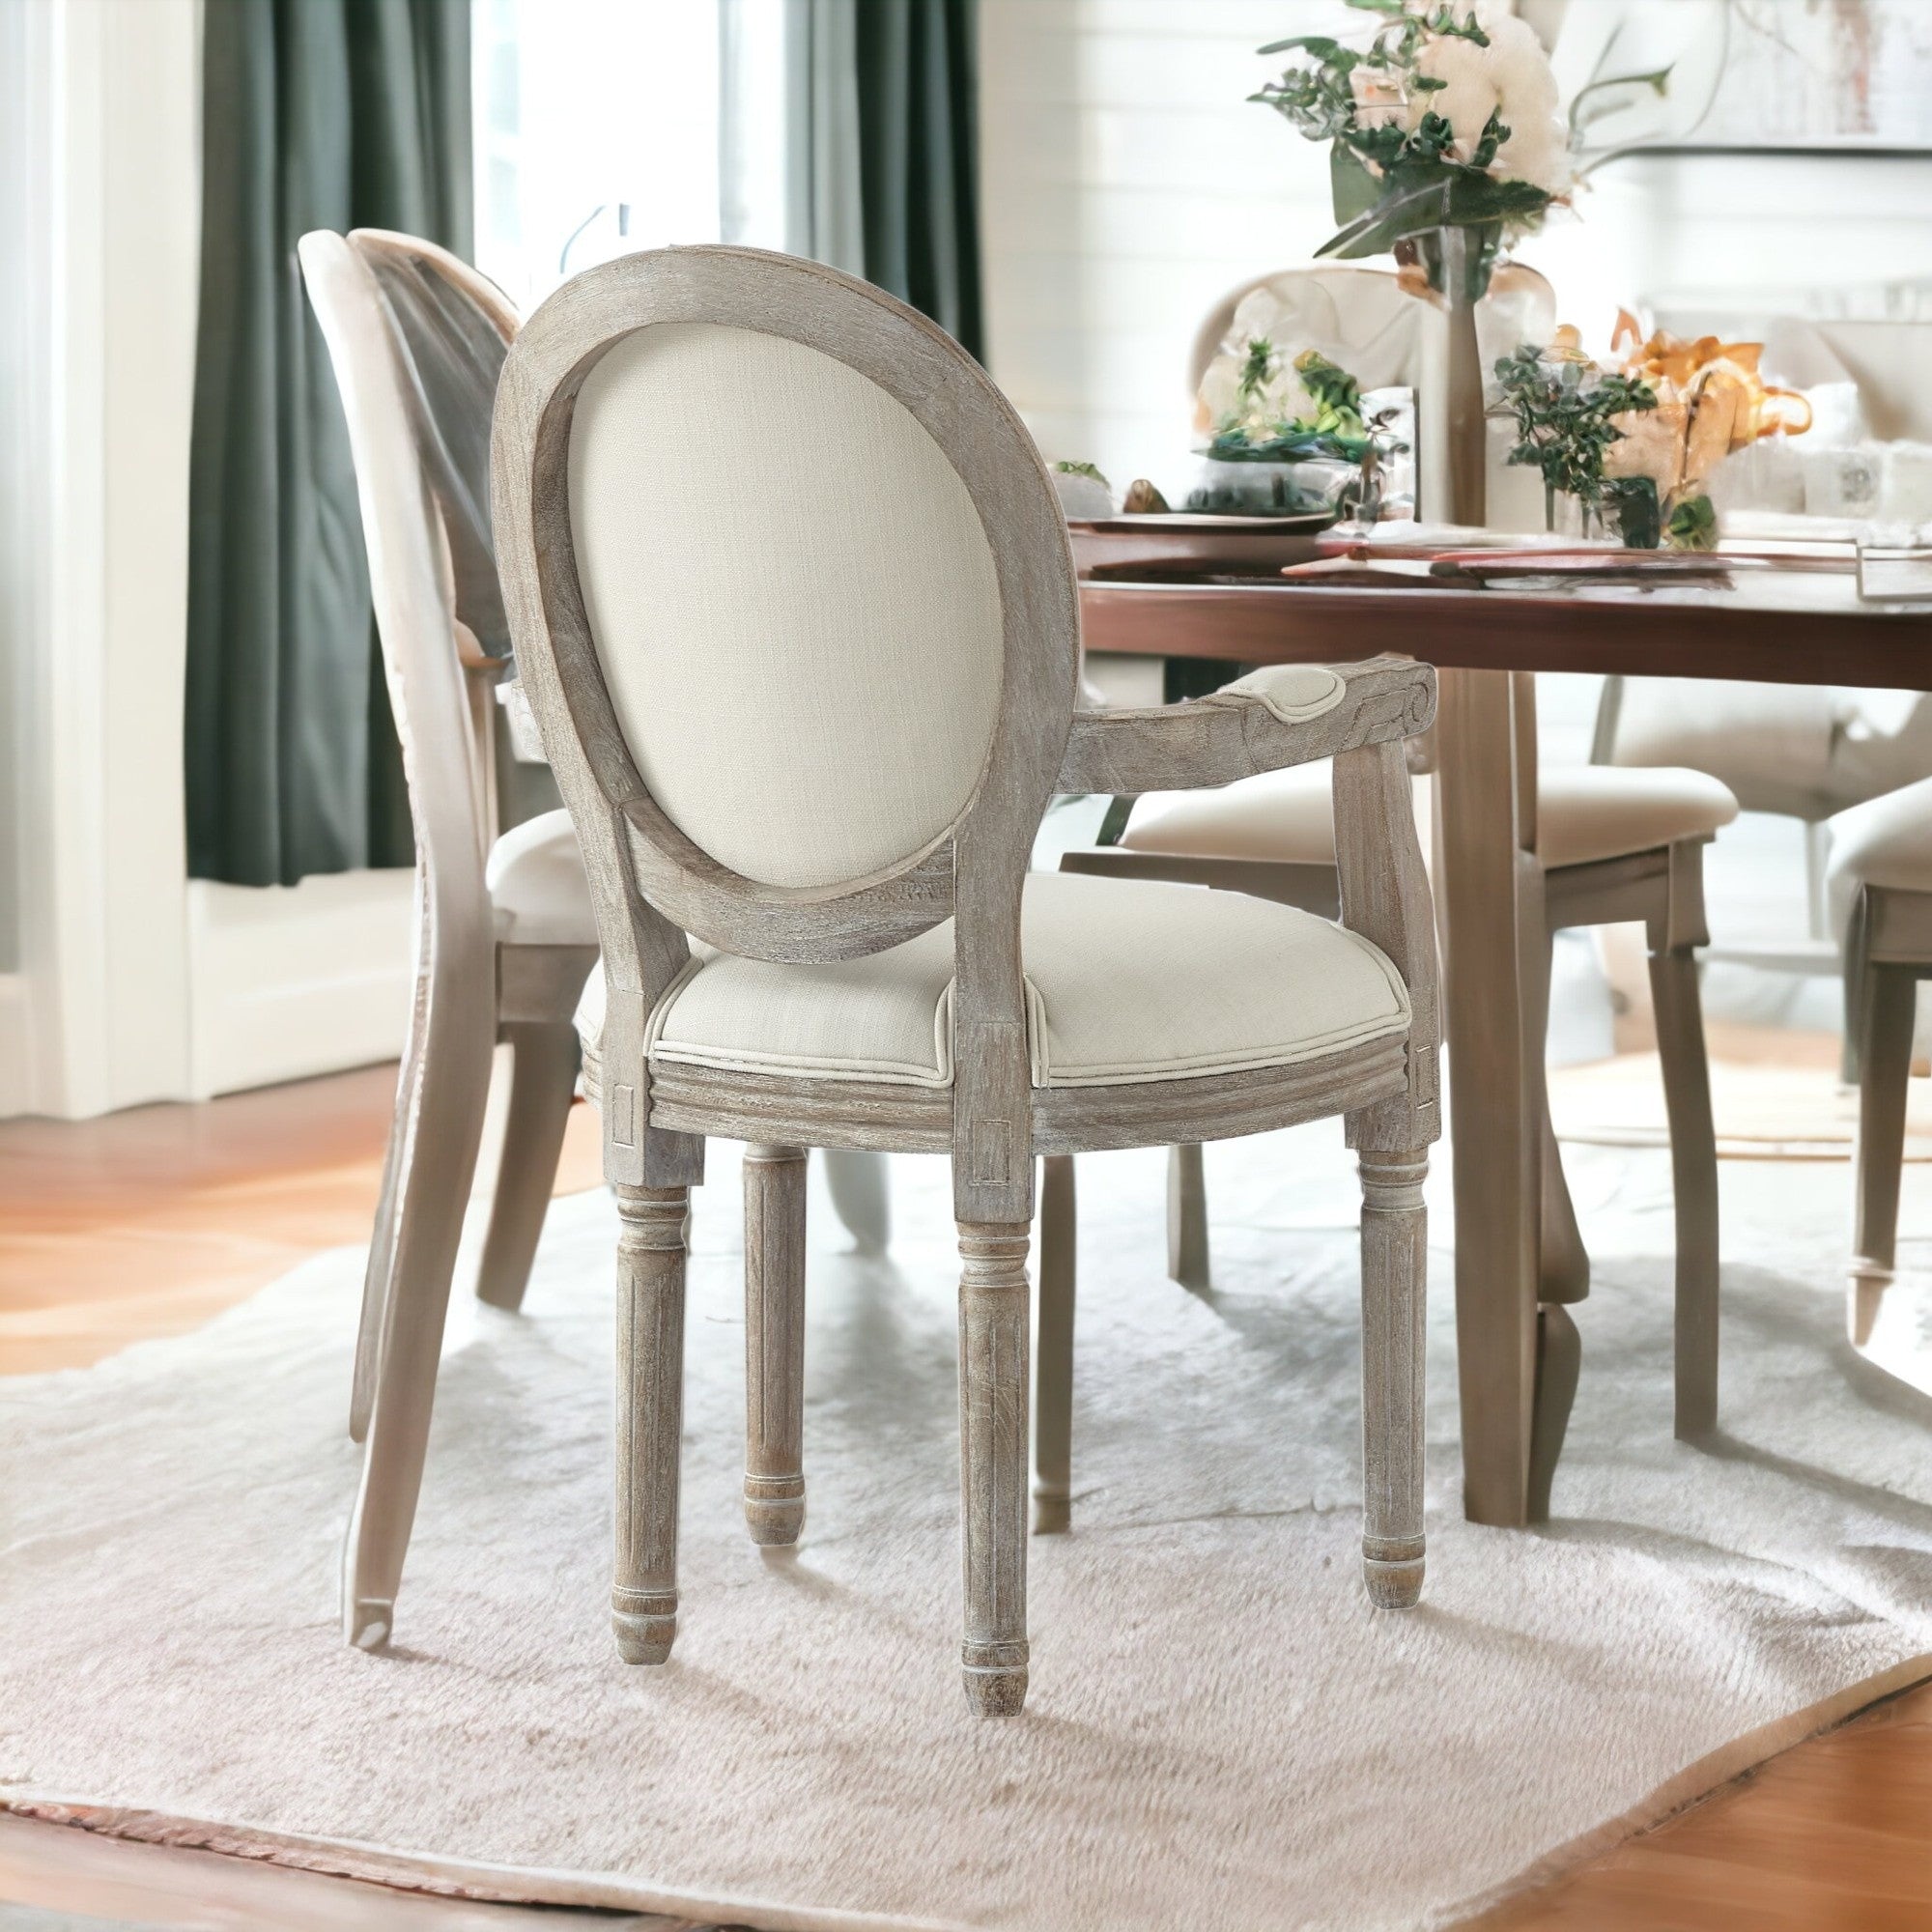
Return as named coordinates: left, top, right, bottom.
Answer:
left=473, top=0, right=863, bottom=312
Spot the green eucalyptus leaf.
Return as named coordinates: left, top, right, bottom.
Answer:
left=1330, top=144, right=1383, bottom=226
left=1315, top=175, right=1454, bottom=260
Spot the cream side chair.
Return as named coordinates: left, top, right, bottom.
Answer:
left=493, top=244, right=1442, bottom=1716
left=301, top=230, right=600, bottom=1646
left=1073, top=269, right=1741, bottom=1457
left=1829, top=779, right=1932, bottom=1304
left=304, top=230, right=893, bottom=1649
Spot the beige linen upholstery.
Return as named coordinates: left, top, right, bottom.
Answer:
left=1199, top=664, right=1347, bottom=725
left=576, top=872, right=1407, bottom=1092
left=1827, top=777, right=1932, bottom=894
left=1123, top=762, right=1737, bottom=871
left=484, top=808, right=596, bottom=946
left=568, top=322, right=1005, bottom=891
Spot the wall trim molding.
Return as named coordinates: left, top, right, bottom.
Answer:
left=0, top=975, right=31, bottom=1117
left=186, top=869, right=415, bottom=1100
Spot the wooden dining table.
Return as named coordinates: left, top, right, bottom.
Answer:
left=1077, top=551, right=1932, bottom=1527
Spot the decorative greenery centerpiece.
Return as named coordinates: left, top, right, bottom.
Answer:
left=1492, top=340, right=1661, bottom=544
left=1203, top=337, right=1377, bottom=466
left=1252, top=0, right=1572, bottom=300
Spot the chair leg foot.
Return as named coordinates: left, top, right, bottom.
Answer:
left=611, top=1589, right=678, bottom=1665
left=344, top=1598, right=393, bottom=1651
left=961, top=1642, right=1030, bottom=1717
left=1361, top=1542, right=1425, bottom=1609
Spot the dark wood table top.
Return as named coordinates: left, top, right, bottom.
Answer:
left=1078, top=564, right=1932, bottom=692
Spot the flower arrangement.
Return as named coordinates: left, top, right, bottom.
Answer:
left=1253, top=0, right=1571, bottom=298
left=1601, top=321, right=1813, bottom=548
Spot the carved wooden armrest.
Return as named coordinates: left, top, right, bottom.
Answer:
left=1053, top=655, right=1436, bottom=796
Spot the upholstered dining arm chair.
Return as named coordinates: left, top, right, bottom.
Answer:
left=1067, top=269, right=1739, bottom=1466
left=493, top=244, right=1440, bottom=1716
left=1067, top=710, right=1736, bottom=1463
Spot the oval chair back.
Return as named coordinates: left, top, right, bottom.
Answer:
left=493, top=246, right=1081, bottom=1199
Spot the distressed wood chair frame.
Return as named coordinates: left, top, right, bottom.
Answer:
left=301, top=230, right=599, bottom=1652
left=494, top=245, right=1441, bottom=1715
left=1062, top=671, right=1723, bottom=1479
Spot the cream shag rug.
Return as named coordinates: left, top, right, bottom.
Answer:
left=3, top=1130, right=1930, bottom=1932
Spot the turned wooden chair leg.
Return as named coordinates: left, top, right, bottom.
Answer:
left=351, top=969, right=427, bottom=1442
left=474, top=1019, right=582, bottom=1312
left=958, top=1221, right=1033, bottom=1717
left=1167, top=1142, right=1210, bottom=1290
left=1034, top=1155, right=1076, bottom=1535
left=821, top=1149, right=891, bottom=1253
left=1853, top=964, right=1917, bottom=1284
left=613, top=1183, right=690, bottom=1664
left=1648, top=942, right=1721, bottom=1438
left=1357, top=1150, right=1427, bottom=1607
left=743, top=1144, right=808, bottom=1546
left=341, top=964, right=495, bottom=1647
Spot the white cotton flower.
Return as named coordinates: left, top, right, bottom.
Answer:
left=1403, top=9, right=1571, bottom=196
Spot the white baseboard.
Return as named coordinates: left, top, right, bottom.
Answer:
left=0, top=975, right=30, bottom=1116
left=186, top=870, right=416, bottom=1099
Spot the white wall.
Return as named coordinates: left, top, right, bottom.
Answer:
left=979, top=0, right=1351, bottom=497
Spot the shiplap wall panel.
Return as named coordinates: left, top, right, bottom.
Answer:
left=980, top=0, right=1354, bottom=492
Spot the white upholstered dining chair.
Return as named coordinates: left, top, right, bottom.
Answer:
left=1065, top=266, right=1741, bottom=1464
left=493, top=244, right=1442, bottom=1715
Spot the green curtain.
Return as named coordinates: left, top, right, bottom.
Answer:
left=185, top=0, right=471, bottom=887
left=854, top=0, right=982, bottom=361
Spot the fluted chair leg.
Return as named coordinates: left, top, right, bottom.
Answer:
left=612, top=1184, right=690, bottom=1665
left=958, top=1221, right=1033, bottom=1717
left=1034, top=1155, right=1076, bottom=1535
left=1358, top=1150, right=1427, bottom=1609
left=743, top=1144, right=808, bottom=1546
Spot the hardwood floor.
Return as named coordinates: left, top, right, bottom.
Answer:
left=1, top=1065, right=1926, bottom=1929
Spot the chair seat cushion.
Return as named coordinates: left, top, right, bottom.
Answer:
left=1121, top=762, right=1738, bottom=872
left=1827, top=776, right=1932, bottom=894
left=576, top=871, right=1408, bottom=1092
left=486, top=808, right=597, bottom=946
